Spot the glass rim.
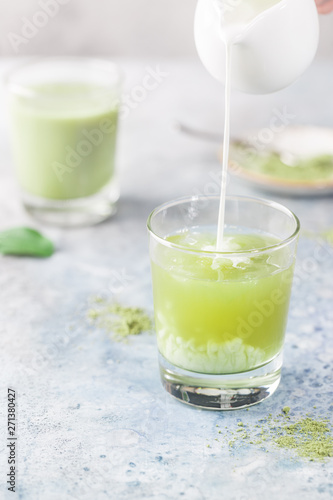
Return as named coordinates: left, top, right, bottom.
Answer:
left=4, top=56, right=123, bottom=100
left=147, top=194, right=301, bottom=256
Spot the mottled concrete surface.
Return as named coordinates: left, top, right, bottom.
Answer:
left=0, top=59, right=332, bottom=500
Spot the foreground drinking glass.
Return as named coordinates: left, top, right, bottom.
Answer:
left=148, top=195, right=300, bottom=410
left=6, top=58, right=122, bottom=226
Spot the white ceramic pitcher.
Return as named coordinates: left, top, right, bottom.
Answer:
left=194, top=0, right=319, bottom=94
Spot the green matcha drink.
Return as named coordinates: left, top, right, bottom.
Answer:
left=148, top=196, right=300, bottom=408
left=151, top=230, right=293, bottom=375
left=10, top=83, right=118, bottom=200
left=6, top=58, right=122, bottom=226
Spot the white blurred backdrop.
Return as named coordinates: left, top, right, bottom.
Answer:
left=0, top=0, right=332, bottom=59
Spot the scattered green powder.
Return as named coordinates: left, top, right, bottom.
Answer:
left=322, top=229, right=333, bottom=246
left=275, top=417, right=333, bottom=460
left=303, top=228, right=333, bottom=246
left=88, top=297, right=152, bottom=341
left=213, top=408, right=333, bottom=462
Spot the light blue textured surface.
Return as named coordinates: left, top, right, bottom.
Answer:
left=0, top=59, right=332, bottom=500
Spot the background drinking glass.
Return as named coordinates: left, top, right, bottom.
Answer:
left=6, top=57, right=122, bottom=227
left=148, top=195, right=300, bottom=410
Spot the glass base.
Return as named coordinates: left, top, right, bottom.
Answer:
left=159, top=352, right=282, bottom=410
left=21, top=180, right=119, bottom=227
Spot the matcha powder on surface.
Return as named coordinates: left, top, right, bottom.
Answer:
left=275, top=416, right=333, bottom=461
left=223, top=409, right=333, bottom=462
left=88, top=297, right=153, bottom=341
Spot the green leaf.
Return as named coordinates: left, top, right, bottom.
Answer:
left=0, top=227, right=54, bottom=258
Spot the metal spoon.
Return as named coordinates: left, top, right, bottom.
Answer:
left=174, top=121, right=224, bottom=144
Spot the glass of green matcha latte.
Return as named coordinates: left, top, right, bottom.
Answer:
left=148, top=195, right=300, bottom=410
left=6, top=58, right=122, bottom=226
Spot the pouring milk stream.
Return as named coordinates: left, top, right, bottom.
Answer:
left=194, top=0, right=319, bottom=250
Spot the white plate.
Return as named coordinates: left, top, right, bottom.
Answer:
left=228, top=126, right=333, bottom=196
